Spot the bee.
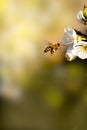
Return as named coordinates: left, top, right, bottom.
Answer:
left=44, top=41, right=62, bottom=54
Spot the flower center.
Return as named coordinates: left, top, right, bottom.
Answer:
left=83, top=45, right=87, bottom=51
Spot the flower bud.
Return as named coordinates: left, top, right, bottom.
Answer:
left=83, top=5, right=87, bottom=19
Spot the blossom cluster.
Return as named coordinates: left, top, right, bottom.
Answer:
left=62, top=5, right=87, bottom=61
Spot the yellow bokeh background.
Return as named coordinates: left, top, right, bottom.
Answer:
left=1, top=0, right=87, bottom=129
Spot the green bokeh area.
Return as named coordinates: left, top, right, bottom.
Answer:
left=1, top=59, right=87, bottom=130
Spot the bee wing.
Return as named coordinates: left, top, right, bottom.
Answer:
left=47, top=42, right=53, bottom=46
left=44, top=40, right=53, bottom=46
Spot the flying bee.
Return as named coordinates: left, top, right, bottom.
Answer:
left=44, top=41, right=62, bottom=54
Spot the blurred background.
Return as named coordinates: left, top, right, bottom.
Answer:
left=1, top=0, right=87, bottom=129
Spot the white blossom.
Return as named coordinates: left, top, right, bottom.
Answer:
left=62, top=27, right=87, bottom=61
left=77, top=5, right=87, bottom=25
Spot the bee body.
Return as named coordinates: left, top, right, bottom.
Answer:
left=44, top=42, right=61, bottom=54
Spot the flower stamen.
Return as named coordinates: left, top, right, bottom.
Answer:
left=77, top=35, right=87, bottom=42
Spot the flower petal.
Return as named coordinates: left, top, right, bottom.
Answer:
left=77, top=11, right=87, bottom=24
left=65, top=44, right=77, bottom=61
left=74, top=41, right=87, bottom=59
left=65, top=52, right=76, bottom=61
left=64, top=27, right=76, bottom=36
left=74, top=41, right=87, bottom=47
left=74, top=47, right=87, bottom=59
left=62, top=33, right=73, bottom=45
left=62, top=27, right=76, bottom=45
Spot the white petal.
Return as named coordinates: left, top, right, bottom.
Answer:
left=74, top=41, right=87, bottom=48
left=76, top=49, right=87, bottom=59
left=62, top=27, right=76, bottom=45
left=62, top=33, right=73, bottom=45
left=64, top=27, right=76, bottom=37
left=65, top=44, right=77, bottom=61
left=75, top=41, right=87, bottom=46
left=74, top=44, right=87, bottom=59
left=65, top=52, right=76, bottom=61
left=77, top=11, right=87, bottom=24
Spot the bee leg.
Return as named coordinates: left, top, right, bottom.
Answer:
left=50, top=48, right=54, bottom=54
